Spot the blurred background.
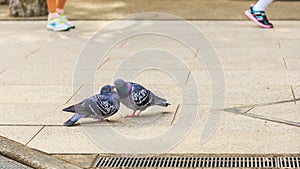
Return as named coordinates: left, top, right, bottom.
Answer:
left=0, top=0, right=300, bottom=20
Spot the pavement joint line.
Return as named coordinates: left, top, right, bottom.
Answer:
left=224, top=102, right=300, bottom=127
left=0, top=124, right=63, bottom=127
left=283, top=57, right=288, bottom=69
left=194, top=47, right=201, bottom=58
left=0, top=84, right=69, bottom=86
left=278, top=39, right=282, bottom=49
left=182, top=103, right=201, bottom=106
left=184, top=70, right=191, bottom=85
left=170, top=104, right=180, bottom=125
left=222, top=106, right=254, bottom=115
left=0, top=135, right=81, bottom=169
left=291, top=86, right=297, bottom=104
left=65, top=84, right=84, bottom=104
left=240, top=112, right=300, bottom=128
left=243, top=106, right=255, bottom=114
left=24, top=48, right=41, bottom=59
left=193, top=48, right=200, bottom=58
left=25, top=126, right=45, bottom=146
left=97, top=57, right=110, bottom=70
left=225, top=107, right=300, bottom=128
left=0, top=69, right=5, bottom=75
left=118, top=39, right=128, bottom=48
left=222, top=98, right=300, bottom=111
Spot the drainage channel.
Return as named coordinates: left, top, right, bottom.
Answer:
left=94, top=154, right=300, bottom=168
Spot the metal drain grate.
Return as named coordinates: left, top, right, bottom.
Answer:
left=0, top=155, right=32, bottom=169
left=94, top=155, right=300, bottom=168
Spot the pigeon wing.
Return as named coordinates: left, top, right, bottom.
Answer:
left=91, top=94, right=119, bottom=118
left=130, top=83, right=152, bottom=108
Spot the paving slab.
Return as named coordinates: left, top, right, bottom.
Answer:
left=286, top=70, right=300, bottom=86
left=27, top=126, right=104, bottom=153
left=0, top=126, right=43, bottom=145
left=204, top=30, right=278, bottom=40
left=0, top=85, right=72, bottom=104
left=191, top=69, right=290, bottom=86
left=96, top=69, right=191, bottom=85
left=190, top=84, right=294, bottom=107
left=218, top=55, right=285, bottom=70
left=0, top=46, right=41, bottom=70
left=223, top=70, right=288, bottom=86
left=224, top=85, right=294, bottom=106
left=285, top=58, right=300, bottom=69
left=211, top=38, right=279, bottom=49
left=249, top=102, right=300, bottom=123
left=272, top=20, right=300, bottom=31
left=214, top=48, right=285, bottom=58
left=0, top=70, right=73, bottom=85
left=280, top=39, right=300, bottom=50
left=171, top=108, right=300, bottom=154
left=295, top=85, right=300, bottom=99
left=276, top=30, right=300, bottom=40
left=80, top=104, right=200, bottom=154
left=97, top=56, right=194, bottom=71
left=0, top=103, right=70, bottom=125
left=0, top=21, right=300, bottom=159
left=87, top=37, right=197, bottom=64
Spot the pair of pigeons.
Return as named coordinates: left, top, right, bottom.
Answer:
left=63, top=79, right=170, bottom=126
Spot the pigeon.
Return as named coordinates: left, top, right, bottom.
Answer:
left=62, top=85, right=120, bottom=126
left=113, top=79, right=170, bottom=117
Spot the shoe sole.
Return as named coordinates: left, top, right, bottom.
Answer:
left=47, top=27, right=71, bottom=32
left=244, top=10, right=273, bottom=28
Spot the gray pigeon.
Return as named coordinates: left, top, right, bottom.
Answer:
left=62, top=85, right=120, bottom=126
left=114, top=79, right=170, bottom=117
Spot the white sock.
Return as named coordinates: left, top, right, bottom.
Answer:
left=254, top=0, right=273, bottom=11
left=48, top=12, right=59, bottom=20
left=56, top=8, right=64, bottom=15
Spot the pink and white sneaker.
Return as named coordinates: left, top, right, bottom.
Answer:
left=245, top=5, right=273, bottom=28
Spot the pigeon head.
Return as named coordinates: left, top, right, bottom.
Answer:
left=114, top=79, right=129, bottom=97
left=100, top=85, right=113, bottom=95
left=114, top=79, right=126, bottom=88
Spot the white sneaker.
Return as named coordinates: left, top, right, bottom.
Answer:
left=59, top=14, right=75, bottom=29
left=47, top=17, right=70, bottom=31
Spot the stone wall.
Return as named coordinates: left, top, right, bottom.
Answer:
left=9, top=0, right=47, bottom=17
left=0, top=0, right=9, bottom=5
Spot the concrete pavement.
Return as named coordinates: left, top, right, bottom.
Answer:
left=0, top=20, right=300, bottom=168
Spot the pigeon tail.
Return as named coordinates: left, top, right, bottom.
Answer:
left=164, top=102, right=171, bottom=107
left=62, top=105, right=76, bottom=112
left=154, top=96, right=170, bottom=107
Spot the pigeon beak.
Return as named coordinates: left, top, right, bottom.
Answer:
left=111, top=86, right=116, bottom=90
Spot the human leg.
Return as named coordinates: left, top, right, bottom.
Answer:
left=47, top=0, right=58, bottom=18
left=56, top=0, right=67, bottom=11
left=56, top=0, right=75, bottom=28
left=253, top=0, right=273, bottom=11
left=46, top=0, right=70, bottom=31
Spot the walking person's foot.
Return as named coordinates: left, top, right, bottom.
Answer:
left=59, top=14, right=76, bottom=29
left=245, top=4, right=273, bottom=28
left=47, top=16, right=71, bottom=31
